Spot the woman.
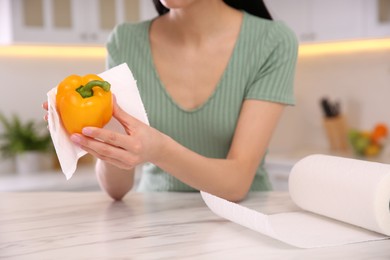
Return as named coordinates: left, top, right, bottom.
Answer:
left=45, top=0, right=298, bottom=202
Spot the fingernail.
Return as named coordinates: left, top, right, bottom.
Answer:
left=82, top=127, right=93, bottom=135
left=70, top=134, right=82, bottom=144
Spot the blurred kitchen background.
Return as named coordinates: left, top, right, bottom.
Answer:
left=0, top=0, right=389, bottom=192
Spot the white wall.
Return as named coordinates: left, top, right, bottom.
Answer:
left=0, top=56, right=106, bottom=123
left=269, top=48, right=390, bottom=153
left=140, top=0, right=158, bottom=20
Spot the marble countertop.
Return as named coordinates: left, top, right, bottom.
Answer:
left=1, top=191, right=389, bottom=259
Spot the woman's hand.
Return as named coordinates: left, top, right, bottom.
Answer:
left=70, top=99, right=167, bottom=170
left=42, top=101, right=49, bottom=121
left=42, top=99, right=136, bottom=200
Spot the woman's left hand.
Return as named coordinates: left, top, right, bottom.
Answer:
left=70, top=99, right=166, bottom=170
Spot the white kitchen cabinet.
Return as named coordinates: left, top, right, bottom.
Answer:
left=266, top=0, right=366, bottom=42
left=266, top=0, right=314, bottom=42
left=363, top=0, right=390, bottom=38
left=310, top=0, right=364, bottom=42
left=0, top=0, right=142, bottom=44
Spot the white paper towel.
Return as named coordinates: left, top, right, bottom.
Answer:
left=47, top=63, right=149, bottom=180
left=201, top=154, right=390, bottom=248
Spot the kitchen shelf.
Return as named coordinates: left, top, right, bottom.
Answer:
left=0, top=166, right=99, bottom=192
left=0, top=164, right=143, bottom=192
left=266, top=0, right=390, bottom=43
left=0, top=0, right=143, bottom=45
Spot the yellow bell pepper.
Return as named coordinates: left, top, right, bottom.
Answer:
left=56, top=74, right=113, bottom=134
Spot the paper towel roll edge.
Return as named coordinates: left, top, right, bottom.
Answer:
left=289, top=154, right=390, bottom=236
left=375, top=174, right=390, bottom=236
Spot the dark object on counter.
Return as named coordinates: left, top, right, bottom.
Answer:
left=321, top=98, right=340, bottom=118
left=320, top=97, right=349, bottom=151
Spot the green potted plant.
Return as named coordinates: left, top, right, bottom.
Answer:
left=0, top=113, right=53, bottom=174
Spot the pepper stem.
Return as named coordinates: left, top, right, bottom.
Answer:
left=76, top=80, right=111, bottom=98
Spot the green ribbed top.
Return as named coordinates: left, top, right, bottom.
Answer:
left=106, top=12, right=298, bottom=192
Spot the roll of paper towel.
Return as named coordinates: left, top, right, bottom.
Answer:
left=201, top=154, right=390, bottom=248
left=289, top=154, right=390, bottom=236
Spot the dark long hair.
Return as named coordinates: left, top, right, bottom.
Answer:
left=152, top=0, right=273, bottom=20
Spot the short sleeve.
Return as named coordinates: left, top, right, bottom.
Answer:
left=106, top=24, right=123, bottom=70
left=245, top=22, right=298, bottom=105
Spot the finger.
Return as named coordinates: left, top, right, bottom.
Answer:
left=70, top=134, right=131, bottom=158
left=112, top=97, right=141, bottom=130
left=44, top=114, right=48, bottom=121
left=81, top=127, right=129, bottom=149
left=81, top=144, right=134, bottom=170
left=42, top=101, right=48, bottom=111
left=71, top=133, right=139, bottom=165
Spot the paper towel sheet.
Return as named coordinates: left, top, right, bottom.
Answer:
left=201, top=154, right=390, bottom=248
left=47, top=63, right=149, bottom=180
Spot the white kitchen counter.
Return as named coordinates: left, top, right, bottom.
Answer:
left=0, top=191, right=389, bottom=259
